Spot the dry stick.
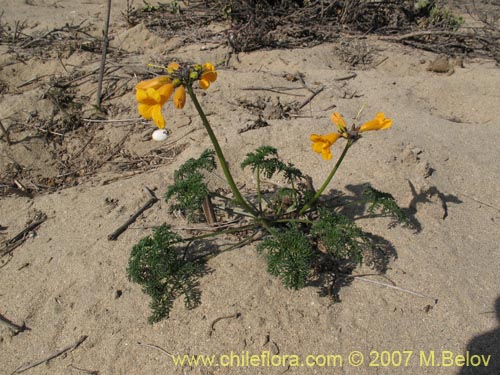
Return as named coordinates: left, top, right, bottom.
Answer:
left=14, top=335, right=88, bottom=374
left=334, top=72, right=357, bottom=81
left=82, top=118, right=141, bottom=123
left=68, top=364, right=99, bottom=375
left=374, top=56, right=389, bottom=67
left=201, top=195, right=217, bottom=224
left=0, top=119, right=11, bottom=146
left=350, top=276, right=437, bottom=301
left=295, top=86, right=325, bottom=111
left=1, top=215, right=47, bottom=257
left=460, top=192, right=500, bottom=212
left=107, top=187, right=159, bottom=241
left=381, top=30, right=464, bottom=42
left=96, top=0, right=112, bottom=107
left=240, top=87, right=305, bottom=97
left=137, top=341, right=173, bottom=357
left=208, top=312, right=241, bottom=337
left=0, top=313, right=30, bottom=335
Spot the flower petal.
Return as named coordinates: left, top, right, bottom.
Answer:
left=173, top=86, right=186, bottom=109
left=199, top=78, right=210, bottom=90
left=167, top=62, right=180, bottom=74
left=146, top=88, right=162, bottom=103
left=138, top=103, right=153, bottom=120
left=359, top=113, right=392, bottom=132
left=311, top=133, right=339, bottom=160
left=157, top=83, right=174, bottom=102
left=323, top=132, right=341, bottom=144
left=201, top=71, right=217, bottom=83
left=312, top=140, right=325, bottom=153
left=151, top=105, right=166, bottom=129
left=310, top=134, right=323, bottom=142
left=203, top=62, right=215, bottom=72
left=136, top=76, right=170, bottom=90
left=331, top=112, right=347, bottom=131
left=321, top=148, right=332, bottom=160
left=136, top=88, right=150, bottom=103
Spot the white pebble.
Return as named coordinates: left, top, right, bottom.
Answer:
left=152, top=129, right=168, bottom=141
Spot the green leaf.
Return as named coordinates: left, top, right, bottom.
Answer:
left=258, top=225, right=315, bottom=289
left=165, top=149, right=216, bottom=222
left=362, top=185, right=408, bottom=225
left=311, top=209, right=365, bottom=265
left=127, top=225, right=202, bottom=323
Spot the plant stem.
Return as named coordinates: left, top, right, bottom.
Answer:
left=181, top=223, right=257, bottom=242
left=290, top=179, right=298, bottom=207
left=298, top=139, right=353, bottom=216
left=256, top=166, right=262, bottom=212
left=187, top=85, right=258, bottom=217
left=275, top=218, right=313, bottom=225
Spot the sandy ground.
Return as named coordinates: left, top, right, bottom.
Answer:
left=1, top=1, right=499, bottom=374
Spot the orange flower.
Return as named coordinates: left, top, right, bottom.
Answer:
left=359, top=112, right=392, bottom=132
left=135, top=62, right=217, bottom=129
left=136, top=85, right=174, bottom=129
left=310, top=133, right=341, bottom=161
left=173, top=85, right=186, bottom=109
left=330, top=112, right=348, bottom=136
left=199, top=63, right=217, bottom=90
left=167, top=62, right=180, bottom=73
left=310, top=111, right=393, bottom=160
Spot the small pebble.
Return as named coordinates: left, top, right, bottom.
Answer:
left=152, top=129, right=168, bottom=141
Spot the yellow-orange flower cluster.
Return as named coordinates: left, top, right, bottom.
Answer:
left=135, top=62, right=217, bottom=129
left=310, top=112, right=393, bottom=160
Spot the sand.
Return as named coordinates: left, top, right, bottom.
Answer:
left=1, top=1, right=499, bottom=374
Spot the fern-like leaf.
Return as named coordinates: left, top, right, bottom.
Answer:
left=127, top=225, right=202, bottom=323
left=311, top=209, right=365, bottom=265
left=362, top=185, right=408, bottom=225
left=165, top=149, right=216, bottom=222
left=257, top=225, right=315, bottom=289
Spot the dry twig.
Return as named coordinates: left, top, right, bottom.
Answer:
left=1, top=214, right=47, bottom=257
left=107, top=187, right=159, bottom=241
left=208, top=312, right=241, bottom=337
left=0, top=312, right=30, bottom=335
left=14, top=336, right=88, bottom=374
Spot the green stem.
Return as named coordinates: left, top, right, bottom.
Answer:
left=290, top=179, right=298, bottom=207
left=187, top=85, right=257, bottom=217
left=256, top=166, right=262, bottom=212
left=275, top=218, right=313, bottom=225
left=298, top=139, right=353, bottom=216
left=181, top=223, right=257, bottom=242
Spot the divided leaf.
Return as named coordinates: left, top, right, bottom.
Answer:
left=127, top=225, right=202, bottom=323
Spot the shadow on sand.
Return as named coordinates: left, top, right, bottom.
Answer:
left=458, top=296, right=500, bottom=374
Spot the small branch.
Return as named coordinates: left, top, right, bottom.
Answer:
left=207, top=312, right=241, bottom=337
left=0, top=119, right=11, bottom=146
left=0, top=313, right=30, bottom=335
left=334, top=72, right=357, bottom=81
left=107, top=187, right=158, bottom=241
left=295, top=86, right=325, bottom=111
left=68, top=364, right=99, bottom=375
left=201, top=195, right=217, bottom=224
left=14, top=336, right=88, bottom=374
left=348, top=276, right=437, bottom=301
left=1, top=214, right=47, bottom=257
left=83, top=118, right=141, bottom=123
left=137, top=341, right=173, bottom=357
left=96, top=0, right=112, bottom=107
left=240, top=86, right=305, bottom=97
left=381, top=30, right=462, bottom=42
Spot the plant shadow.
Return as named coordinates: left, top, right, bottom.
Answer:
left=308, top=181, right=461, bottom=302
left=458, top=296, right=500, bottom=374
